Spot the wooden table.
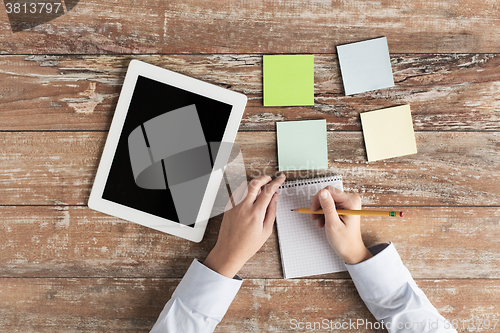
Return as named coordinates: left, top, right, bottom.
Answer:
left=1, top=1, right=500, bottom=332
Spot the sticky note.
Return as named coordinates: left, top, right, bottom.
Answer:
left=337, top=37, right=394, bottom=95
left=360, top=105, right=417, bottom=162
left=263, top=55, right=314, bottom=106
left=276, top=119, right=328, bottom=171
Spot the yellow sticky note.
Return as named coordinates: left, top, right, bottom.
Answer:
left=263, top=55, right=314, bottom=106
left=360, top=105, right=417, bottom=162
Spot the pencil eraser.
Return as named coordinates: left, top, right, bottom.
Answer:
left=400, top=211, right=404, bottom=217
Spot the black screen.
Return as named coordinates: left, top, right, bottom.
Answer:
left=102, top=75, right=233, bottom=227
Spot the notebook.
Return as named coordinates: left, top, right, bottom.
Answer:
left=275, top=175, right=347, bottom=279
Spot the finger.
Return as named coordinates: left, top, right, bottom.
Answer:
left=310, top=186, right=334, bottom=221
left=325, top=186, right=362, bottom=227
left=234, top=182, right=249, bottom=205
left=315, top=215, right=325, bottom=227
left=224, top=181, right=248, bottom=211
left=254, top=174, right=286, bottom=209
left=326, top=186, right=362, bottom=210
left=311, top=186, right=342, bottom=211
left=310, top=191, right=321, bottom=211
left=246, top=175, right=273, bottom=202
left=318, top=189, right=344, bottom=229
left=310, top=212, right=323, bottom=220
left=263, top=193, right=279, bottom=235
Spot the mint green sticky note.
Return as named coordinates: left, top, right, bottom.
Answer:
left=276, top=119, right=328, bottom=171
left=263, top=55, right=314, bottom=106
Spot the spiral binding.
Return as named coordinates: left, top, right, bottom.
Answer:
left=278, top=175, right=342, bottom=189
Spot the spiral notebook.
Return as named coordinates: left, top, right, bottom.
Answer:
left=276, top=175, right=347, bottom=279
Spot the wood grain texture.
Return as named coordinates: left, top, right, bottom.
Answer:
left=0, top=206, right=499, bottom=279
left=1, top=54, right=500, bottom=131
left=2, top=131, right=498, bottom=206
left=2, top=0, right=500, bottom=54
left=2, top=0, right=500, bottom=330
left=0, top=277, right=498, bottom=333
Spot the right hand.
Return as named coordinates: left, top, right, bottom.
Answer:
left=309, top=186, right=372, bottom=265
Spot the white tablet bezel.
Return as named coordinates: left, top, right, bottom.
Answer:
left=88, top=59, right=247, bottom=243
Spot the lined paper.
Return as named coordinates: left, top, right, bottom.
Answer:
left=275, top=175, right=346, bottom=279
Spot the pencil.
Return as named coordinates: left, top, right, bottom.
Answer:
left=291, top=208, right=404, bottom=217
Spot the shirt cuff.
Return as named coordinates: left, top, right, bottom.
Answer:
left=345, top=242, right=414, bottom=300
left=173, top=259, right=243, bottom=320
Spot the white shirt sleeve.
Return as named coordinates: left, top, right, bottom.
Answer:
left=150, top=259, right=242, bottom=333
left=346, top=243, right=458, bottom=333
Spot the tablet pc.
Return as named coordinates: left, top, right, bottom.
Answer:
left=88, top=59, right=247, bottom=242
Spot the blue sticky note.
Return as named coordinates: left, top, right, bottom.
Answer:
left=337, top=37, right=394, bottom=95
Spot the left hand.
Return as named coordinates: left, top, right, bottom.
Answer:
left=204, top=174, right=286, bottom=278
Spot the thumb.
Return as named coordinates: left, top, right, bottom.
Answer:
left=318, top=189, right=343, bottom=228
left=318, top=189, right=336, bottom=214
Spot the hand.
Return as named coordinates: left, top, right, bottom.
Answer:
left=204, top=174, right=286, bottom=278
left=310, top=186, right=372, bottom=265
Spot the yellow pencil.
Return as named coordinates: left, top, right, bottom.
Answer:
left=292, top=208, right=404, bottom=217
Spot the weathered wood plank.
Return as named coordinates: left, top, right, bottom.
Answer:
left=1, top=0, right=500, bottom=54
left=1, top=54, right=499, bottom=131
left=2, top=1, right=498, bottom=331
left=1, top=132, right=498, bottom=206
left=1, top=206, right=499, bottom=279
left=0, top=277, right=498, bottom=332
left=0, top=277, right=170, bottom=332
left=237, top=131, right=500, bottom=207
left=228, top=279, right=500, bottom=333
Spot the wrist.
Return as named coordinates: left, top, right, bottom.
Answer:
left=204, top=246, right=243, bottom=278
left=342, top=246, right=373, bottom=265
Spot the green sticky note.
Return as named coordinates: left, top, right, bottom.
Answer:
left=263, top=55, right=314, bottom=106
left=276, top=119, right=328, bottom=171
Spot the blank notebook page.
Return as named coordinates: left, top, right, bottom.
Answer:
left=276, top=175, right=346, bottom=279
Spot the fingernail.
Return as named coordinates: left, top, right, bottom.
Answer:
left=320, top=190, right=328, bottom=199
left=274, top=194, right=280, bottom=202
left=278, top=173, right=286, bottom=178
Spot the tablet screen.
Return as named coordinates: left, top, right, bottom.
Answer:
left=102, top=75, right=232, bottom=227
